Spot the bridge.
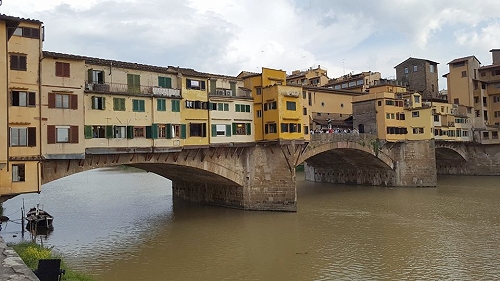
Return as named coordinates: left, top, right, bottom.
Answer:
left=10, top=134, right=500, bottom=212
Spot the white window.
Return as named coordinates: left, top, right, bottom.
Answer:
left=430, top=64, right=435, bottom=73
left=216, top=124, right=226, bottom=136
left=56, top=126, right=70, bottom=143
left=412, top=111, right=420, bottom=118
left=115, top=126, right=126, bottom=138
left=10, top=127, right=27, bottom=146
left=56, top=94, right=69, bottom=108
left=12, top=164, right=25, bottom=182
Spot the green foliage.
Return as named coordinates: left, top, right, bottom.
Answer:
left=370, top=139, right=380, bottom=156
left=9, top=242, right=97, bottom=281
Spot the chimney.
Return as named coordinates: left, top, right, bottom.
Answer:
left=490, top=49, right=500, bottom=64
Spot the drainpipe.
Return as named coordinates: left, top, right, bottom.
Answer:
left=37, top=24, right=43, bottom=192
left=207, top=78, right=211, bottom=146
left=5, top=26, right=9, bottom=173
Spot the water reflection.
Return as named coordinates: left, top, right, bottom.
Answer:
left=1, top=168, right=499, bottom=280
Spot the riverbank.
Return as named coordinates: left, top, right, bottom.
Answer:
left=9, top=241, right=96, bottom=281
left=0, top=237, right=39, bottom=280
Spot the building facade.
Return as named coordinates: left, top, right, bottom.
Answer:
left=395, top=57, right=440, bottom=99
left=325, top=71, right=382, bottom=93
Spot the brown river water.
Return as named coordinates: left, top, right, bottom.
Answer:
left=1, top=166, right=499, bottom=280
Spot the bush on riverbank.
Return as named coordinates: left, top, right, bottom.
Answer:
left=9, top=242, right=96, bottom=281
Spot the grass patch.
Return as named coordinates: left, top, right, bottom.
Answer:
left=9, top=241, right=97, bottom=281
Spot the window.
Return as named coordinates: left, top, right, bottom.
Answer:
left=493, top=96, right=500, bottom=103
left=158, top=76, right=172, bottom=88
left=493, top=132, right=499, bottom=139
left=483, top=131, right=489, bottom=139
left=412, top=127, right=424, bottom=134
left=404, top=67, right=408, bottom=74
left=55, top=62, right=70, bottom=77
left=212, top=124, right=230, bottom=136
left=190, top=123, right=207, bottom=137
left=281, top=123, right=289, bottom=133
left=412, top=111, right=420, bottom=118
left=10, top=54, right=27, bottom=71
left=414, top=96, right=420, bottom=103
left=454, top=98, right=459, bottom=104
left=12, top=164, right=25, bottom=182
left=303, top=107, right=307, bottom=115
left=235, top=104, right=251, bottom=112
left=91, top=96, right=105, bottom=110
left=13, top=27, right=40, bottom=38
left=492, top=69, right=500, bottom=76
left=430, top=64, right=435, bottom=73
left=265, top=123, right=277, bottom=134
left=56, top=126, right=70, bottom=143
left=157, top=99, right=166, bottom=111
left=257, top=110, right=262, bottom=118
left=232, top=123, right=251, bottom=135
left=132, top=99, right=145, bottom=112
left=185, top=100, right=208, bottom=109
left=115, top=126, right=127, bottom=138
left=10, top=127, right=36, bottom=147
left=11, top=91, right=36, bottom=107
left=434, top=115, right=439, bottom=122
left=127, top=74, right=141, bottom=94
left=47, top=125, right=78, bottom=143
left=134, top=127, right=145, bottom=138
left=113, top=98, right=126, bottom=111
left=264, top=101, right=277, bottom=111
left=453, top=61, right=465, bottom=67
left=462, top=71, right=467, bottom=77
left=92, top=126, right=106, bottom=138
left=56, top=94, right=69, bottom=108
left=302, top=91, right=306, bottom=99
left=286, top=101, right=296, bottom=110
left=168, top=124, right=184, bottom=139
left=474, top=97, right=479, bottom=103
left=171, top=100, right=180, bottom=112
left=378, top=101, right=382, bottom=106
left=186, top=79, right=206, bottom=90
left=480, top=71, right=486, bottom=77
left=413, top=65, right=418, bottom=72
left=88, top=69, right=105, bottom=84
left=256, top=87, right=262, bottom=95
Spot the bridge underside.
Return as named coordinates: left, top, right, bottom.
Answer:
left=304, top=149, right=396, bottom=186
left=130, top=163, right=245, bottom=209
left=435, top=147, right=468, bottom=175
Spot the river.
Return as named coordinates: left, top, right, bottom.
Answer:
left=1, top=167, right=499, bottom=280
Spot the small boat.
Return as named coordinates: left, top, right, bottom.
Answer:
left=26, top=206, right=54, bottom=231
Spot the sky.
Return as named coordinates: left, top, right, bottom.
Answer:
left=2, top=0, right=500, bottom=90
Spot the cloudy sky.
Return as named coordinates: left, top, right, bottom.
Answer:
left=3, top=0, right=500, bottom=89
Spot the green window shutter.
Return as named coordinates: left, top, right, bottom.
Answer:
left=157, top=100, right=161, bottom=111
left=127, top=126, right=134, bottom=139
left=246, top=123, right=251, bottom=135
left=91, top=96, right=96, bottom=109
left=217, top=103, right=222, bottom=111
left=87, top=69, right=93, bottom=83
left=152, top=124, right=158, bottom=139
left=230, top=82, right=236, bottom=96
left=132, top=100, right=137, bottom=111
left=84, top=125, right=92, bottom=139
left=232, top=123, right=237, bottom=135
left=113, top=98, right=118, bottom=111
left=158, top=76, right=166, bottom=88
left=211, top=124, right=217, bottom=137
left=165, top=77, right=172, bottom=88
left=134, top=75, right=140, bottom=93
left=166, top=124, right=172, bottom=139
left=140, top=100, right=145, bottom=112
left=127, top=74, right=134, bottom=92
left=235, top=104, right=241, bottom=112
left=180, top=124, right=186, bottom=139
left=224, top=103, right=229, bottom=111
left=102, top=97, right=106, bottom=110
left=101, top=70, right=105, bottom=83
left=105, top=125, right=114, bottom=139
left=146, top=126, right=152, bottom=139
left=210, top=80, right=216, bottom=94
left=172, top=100, right=180, bottom=112
left=226, top=124, right=231, bottom=136
left=208, top=102, right=213, bottom=111
left=281, top=123, right=288, bottom=133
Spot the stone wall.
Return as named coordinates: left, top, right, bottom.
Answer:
left=352, top=100, right=377, bottom=134
left=437, top=143, right=500, bottom=175
left=387, top=140, right=437, bottom=186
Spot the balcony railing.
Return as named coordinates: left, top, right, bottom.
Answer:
left=85, top=82, right=181, bottom=97
left=209, top=88, right=252, bottom=98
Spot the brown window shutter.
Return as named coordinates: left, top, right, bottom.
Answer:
left=70, top=126, right=79, bottom=143
left=47, top=125, right=56, bottom=144
left=28, top=127, right=37, bottom=146
left=64, top=63, right=70, bottom=77
left=70, top=94, right=78, bottom=109
left=55, top=62, right=62, bottom=76
left=28, top=92, right=36, bottom=106
left=19, top=56, right=27, bottom=70
left=48, top=93, right=55, bottom=108
left=10, top=55, right=18, bottom=70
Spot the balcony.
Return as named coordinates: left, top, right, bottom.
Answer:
left=209, top=88, right=252, bottom=98
left=85, top=82, right=181, bottom=97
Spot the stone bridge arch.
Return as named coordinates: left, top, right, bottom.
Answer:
left=434, top=141, right=468, bottom=174
left=300, top=134, right=396, bottom=186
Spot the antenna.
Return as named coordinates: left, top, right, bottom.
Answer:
left=342, top=59, right=345, bottom=75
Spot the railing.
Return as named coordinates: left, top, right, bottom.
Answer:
left=209, top=88, right=252, bottom=98
left=310, top=133, right=378, bottom=143
left=85, top=82, right=181, bottom=97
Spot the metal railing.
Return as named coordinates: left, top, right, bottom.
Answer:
left=85, top=82, right=181, bottom=97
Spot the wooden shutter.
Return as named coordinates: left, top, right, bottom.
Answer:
left=70, top=126, right=79, bottom=143
left=180, top=124, right=186, bottom=139
left=246, top=123, right=251, bottom=135
left=48, top=93, right=56, bottom=108
left=26, top=127, right=36, bottom=146
left=56, top=62, right=62, bottom=76
left=232, top=123, right=237, bottom=135
left=166, top=124, right=172, bottom=139
left=70, top=94, right=78, bottom=109
left=211, top=124, right=217, bottom=137
left=151, top=124, right=158, bottom=139
left=235, top=104, right=241, bottom=112
left=91, top=96, right=96, bottom=109
left=158, top=76, right=165, bottom=88
left=105, top=125, right=114, bottom=139
left=201, top=81, right=206, bottom=90
left=226, top=125, right=231, bottom=137
left=87, top=69, right=93, bottom=83
left=19, top=56, right=26, bottom=70
left=127, top=126, right=134, bottom=139
left=10, top=55, right=18, bottom=70
left=165, top=77, right=172, bottom=88
left=146, top=126, right=152, bottom=139
left=28, top=92, right=36, bottom=106
left=298, top=124, right=301, bottom=133
left=63, top=62, right=70, bottom=77
left=84, top=125, right=92, bottom=139
left=47, top=125, right=56, bottom=144
left=230, top=82, right=236, bottom=96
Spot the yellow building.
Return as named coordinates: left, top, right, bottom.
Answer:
left=325, top=71, right=382, bottom=92
left=239, top=68, right=305, bottom=141
left=353, top=84, right=433, bottom=141
left=207, top=74, right=254, bottom=144
left=1, top=16, right=43, bottom=196
left=41, top=52, right=86, bottom=159
left=430, top=101, right=473, bottom=141
left=287, top=65, right=330, bottom=86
